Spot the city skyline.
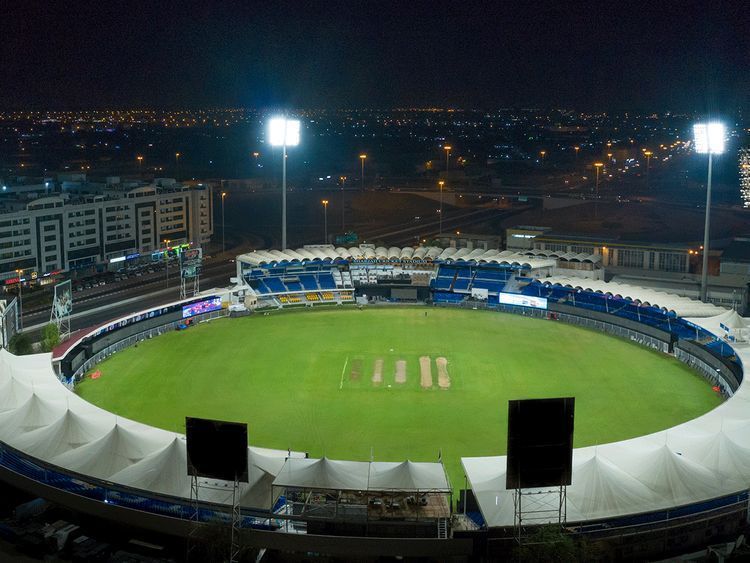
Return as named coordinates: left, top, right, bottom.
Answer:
left=1, top=1, right=748, bottom=112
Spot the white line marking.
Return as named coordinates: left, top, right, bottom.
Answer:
left=339, top=356, right=349, bottom=390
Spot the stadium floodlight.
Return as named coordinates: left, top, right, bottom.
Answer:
left=692, top=122, right=725, bottom=155
left=268, top=117, right=301, bottom=250
left=693, top=121, right=726, bottom=302
left=268, top=117, right=300, bottom=148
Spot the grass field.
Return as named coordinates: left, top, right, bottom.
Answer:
left=77, top=306, right=722, bottom=489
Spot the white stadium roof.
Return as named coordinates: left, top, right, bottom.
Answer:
left=237, top=245, right=557, bottom=269
left=540, top=276, right=726, bottom=317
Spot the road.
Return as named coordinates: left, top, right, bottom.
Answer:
left=22, top=260, right=236, bottom=336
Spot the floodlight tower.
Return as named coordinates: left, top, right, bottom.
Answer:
left=268, top=117, right=301, bottom=250
left=693, top=122, right=726, bottom=302
left=438, top=180, right=445, bottom=234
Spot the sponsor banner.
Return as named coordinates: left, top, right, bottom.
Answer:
left=52, top=280, right=73, bottom=317
left=182, top=297, right=222, bottom=318
left=498, top=292, right=548, bottom=309
left=180, top=247, right=203, bottom=279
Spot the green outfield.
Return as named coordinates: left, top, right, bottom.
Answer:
left=76, top=306, right=722, bottom=489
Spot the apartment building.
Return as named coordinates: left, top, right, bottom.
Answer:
left=0, top=179, right=213, bottom=281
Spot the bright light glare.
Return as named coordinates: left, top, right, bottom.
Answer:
left=693, top=122, right=725, bottom=155
left=268, top=117, right=300, bottom=147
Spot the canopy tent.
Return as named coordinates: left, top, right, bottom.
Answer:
left=272, top=457, right=450, bottom=493
left=108, top=440, right=286, bottom=509
left=273, top=457, right=370, bottom=492
left=687, top=309, right=750, bottom=341
left=368, top=461, right=451, bottom=492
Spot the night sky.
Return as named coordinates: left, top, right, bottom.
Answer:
left=1, top=0, right=748, bottom=111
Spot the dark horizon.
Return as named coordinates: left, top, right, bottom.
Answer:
left=1, top=1, right=748, bottom=113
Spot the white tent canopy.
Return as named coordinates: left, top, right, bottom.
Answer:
left=687, top=309, right=750, bottom=340
left=237, top=245, right=556, bottom=269
left=273, top=457, right=370, bottom=491
left=369, top=460, right=451, bottom=492
left=273, top=457, right=451, bottom=493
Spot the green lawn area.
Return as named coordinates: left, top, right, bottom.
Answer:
left=76, top=306, right=722, bottom=489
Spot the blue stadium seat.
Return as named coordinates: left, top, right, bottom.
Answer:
left=435, top=278, right=453, bottom=290
left=284, top=280, right=303, bottom=292
left=472, top=280, right=504, bottom=293
left=318, top=273, right=336, bottom=289
left=299, top=274, right=319, bottom=290
left=453, top=278, right=471, bottom=291
left=433, top=291, right=465, bottom=303
left=264, top=277, right=287, bottom=293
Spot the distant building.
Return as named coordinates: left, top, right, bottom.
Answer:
left=506, top=227, right=693, bottom=273
left=505, top=226, right=749, bottom=311
left=0, top=178, right=213, bottom=282
left=739, top=148, right=750, bottom=208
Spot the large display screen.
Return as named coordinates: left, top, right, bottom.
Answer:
left=186, top=417, right=249, bottom=482
left=498, top=292, right=548, bottom=309
left=182, top=297, right=223, bottom=318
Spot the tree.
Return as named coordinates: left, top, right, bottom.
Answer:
left=8, top=332, right=33, bottom=355
left=514, top=525, right=578, bottom=562
left=40, top=323, right=60, bottom=353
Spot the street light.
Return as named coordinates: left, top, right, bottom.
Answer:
left=444, top=145, right=452, bottom=172
left=593, top=162, right=604, bottom=196
left=163, top=239, right=171, bottom=287
left=136, top=155, right=144, bottom=177
left=322, top=199, right=329, bottom=243
left=15, top=269, right=23, bottom=331
left=644, top=150, right=653, bottom=189
left=359, top=154, right=367, bottom=190
left=574, top=146, right=580, bottom=161
left=594, top=162, right=604, bottom=219
left=339, top=175, right=347, bottom=229
left=268, top=117, right=301, bottom=250
left=221, top=191, right=227, bottom=254
left=540, top=150, right=546, bottom=162
left=438, top=180, right=445, bottom=235
left=693, top=121, right=726, bottom=302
